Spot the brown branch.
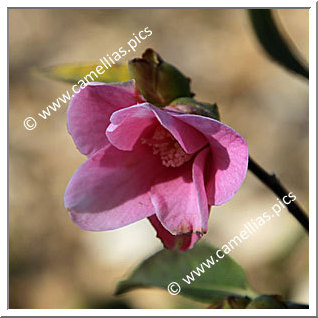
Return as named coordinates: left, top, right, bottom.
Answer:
left=248, top=156, right=309, bottom=232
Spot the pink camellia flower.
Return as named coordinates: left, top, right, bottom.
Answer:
left=64, top=80, right=248, bottom=250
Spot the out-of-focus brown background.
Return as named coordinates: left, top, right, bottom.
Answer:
left=9, top=9, right=309, bottom=309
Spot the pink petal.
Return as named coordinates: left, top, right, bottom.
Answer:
left=106, top=104, right=207, bottom=153
left=106, top=105, right=156, bottom=151
left=148, top=215, right=202, bottom=251
left=67, top=80, right=144, bottom=157
left=169, top=112, right=249, bottom=205
left=150, top=149, right=210, bottom=235
left=192, top=147, right=210, bottom=231
left=64, top=142, right=164, bottom=231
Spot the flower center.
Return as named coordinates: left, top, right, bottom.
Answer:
left=141, top=126, right=192, bottom=168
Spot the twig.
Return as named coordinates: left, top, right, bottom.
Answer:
left=248, top=156, right=309, bottom=232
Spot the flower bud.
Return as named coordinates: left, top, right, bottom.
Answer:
left=129, top=49, right=192, bottom=107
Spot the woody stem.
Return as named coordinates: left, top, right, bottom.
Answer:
left=248, top=156, right=309, bottom=232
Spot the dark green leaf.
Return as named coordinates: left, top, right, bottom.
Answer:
left=248, top=9, right=308, bottom=79
left=115, top=243, right=257, bottom=303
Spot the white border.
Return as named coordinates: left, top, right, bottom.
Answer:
left=3, top=0, right=316, bottom=8
left=3, top=2, right=316, bottom=316
left=308, top=0, right=316, bottom=315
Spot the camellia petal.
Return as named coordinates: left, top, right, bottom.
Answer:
left=106, top=104, right=156, bottom=151
left=150, top=157, right=208, bottom=236
left=67, top=80, right=145, bottom=157
left=106, top=103, right=207, bottom=153
left=64, top=142, right=164, bottom=230
left=168, top=112, right=249, bottom=206
left=148, top=215, right=202, bottom=251
left=192, top=147, right=211, bottom=232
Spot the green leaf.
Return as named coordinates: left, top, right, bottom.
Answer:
left=33, top=62, right=130, bottom=84
left=115, top=243, right=257, bottom=303
left=169, top=97, right=220, bottom=121
left=248, top=9, right=309, bottom=79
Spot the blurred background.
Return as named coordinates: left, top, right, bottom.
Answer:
left=9, top=9, right=309, bottom=309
